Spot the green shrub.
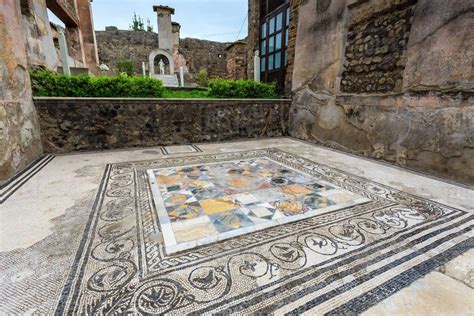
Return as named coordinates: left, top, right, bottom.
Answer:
left=208, top=79, right=279, bottom=98
left=116, top=60, right=135, bottom=76
left=197, top=69, right=209, bottom=87
left=30, top=71, right=164, bottom=98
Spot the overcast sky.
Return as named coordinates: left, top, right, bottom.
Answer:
left=57, top=0, right=248, bottom=42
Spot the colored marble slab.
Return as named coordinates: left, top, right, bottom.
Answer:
left=147, top=157, right=370, bottom=254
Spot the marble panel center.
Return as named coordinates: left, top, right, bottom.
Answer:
left=148, top=157, right=370, bottom=253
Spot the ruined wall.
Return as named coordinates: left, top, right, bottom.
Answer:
left=226, top=41, right=247, bottom=80
left=0, top=0, right=43, bottom=183
left=341, top=0, right=416, bottom=93
left=34, top=98, right=290, bottom=153
left=18, top=0, right=98, bottom=73
left=95, top=29, right=229, bottom=79
left=20, top=0, right=61, bottom=70
left=290, top=0, right=474, bottom=185
left=96, top=28, right=158, bottom=74
left=179, top=38, right=228, bottom=78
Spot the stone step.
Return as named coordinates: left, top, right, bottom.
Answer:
left=152, top=74, right=179, bottom=87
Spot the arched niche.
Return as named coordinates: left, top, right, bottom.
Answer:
left=149, top=49, right=174, bottom=75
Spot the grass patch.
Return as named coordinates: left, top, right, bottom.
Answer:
left=162, top=89, right=210, bottom=98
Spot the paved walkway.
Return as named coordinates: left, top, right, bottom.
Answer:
left=0, top=138, right=472, bottom=314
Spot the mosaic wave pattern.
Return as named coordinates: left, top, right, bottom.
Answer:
left=148, top=158, right=369, bottom=253
left=55, top=149, right=473, bottom=315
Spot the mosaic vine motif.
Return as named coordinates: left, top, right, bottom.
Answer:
left=56, top=149, right=471, bottom=315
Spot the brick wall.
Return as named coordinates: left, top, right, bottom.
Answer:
left=226, top=41, right=248, bottom=80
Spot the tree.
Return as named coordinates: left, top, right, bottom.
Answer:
left=130, top=13, right=154, bottom=32
left=130, top=12, right=144, bottom=31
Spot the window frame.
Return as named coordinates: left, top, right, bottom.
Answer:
left=259, top=1, right=291, bottom=80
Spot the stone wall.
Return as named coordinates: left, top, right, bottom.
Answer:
left=180, top=38, right=229, bottom=79
left=34, top=98, right=290, bottom=153
left=95, top=29, right=229, bottom=79
left=0, top=0, right=43, bottom=183
left=341, top=0, right=416, bottom=93
left=290, top=0, right=474, bottom=185
left=95, top=29, right=158, bottom=74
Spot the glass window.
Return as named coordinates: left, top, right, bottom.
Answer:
left=276, top=12, right=283, bottom=31
left=269, top=35, right=275, bottom=52
left=261, top=22, right=266, bottom=39
left=285, top=30, right=289, bottom=46
left=275, top=33, right=282, bottom=50
left=261, top=57, right=266, bottom=72
left=268, top=54, right=274, bottom=70
left=269, top=17, right=275, bottom=34
left=285, top=50, right=288, bottom=66
left=261, top=40, right=266, bottom=55
left=275, top=52, right=281, bottom=69
left=286, top=7, right=290, bottom=26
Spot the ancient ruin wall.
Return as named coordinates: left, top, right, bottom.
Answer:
left=341, top=0, right=416, bottom=93
left=95, top=28, right=158, bottom=74
left=290, top=0, right=474, bottom=185
left=34, top=98, right=290, bottom=153
left=179, top=38, right=229, bottom=78
left=95, top=29, right=229, bottom=79
left=0, top=0, right=43, bottom=183
left=226, top=42, right=247, bottom=80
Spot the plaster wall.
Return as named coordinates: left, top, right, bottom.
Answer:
left=290, top=0, right=474, bottom=185
left=21, top=0, right=60, bottom=70
left=0, top=0, right=43, bottom=183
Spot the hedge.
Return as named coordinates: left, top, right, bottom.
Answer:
left=30, top=71, right=164, bottom=98
left=208, top=79, right=279, bottom=98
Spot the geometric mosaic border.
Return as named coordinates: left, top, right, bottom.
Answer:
left=54, top=149, right=473, bottom=314
left=160, top=144, right=202, bottom=155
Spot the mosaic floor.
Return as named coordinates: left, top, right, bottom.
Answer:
left=148, top=158, right=369, bottom=253
left=55, top=149, right=472, bottom=314
left=1, top=140, right=473, bottom=315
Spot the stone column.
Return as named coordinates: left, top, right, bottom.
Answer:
left=254, top=50, right=260, bottom=82
left=153, top=5, right=175, bottom=51
left=58, top=29, right=71, bottom=75
left=171, top=22, right=180, bottom=49
left=0, top=0, right=43, bottom=183
left=75, top=0, right=100, bottom=74
left=246, top=0, right=260, bottom=80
